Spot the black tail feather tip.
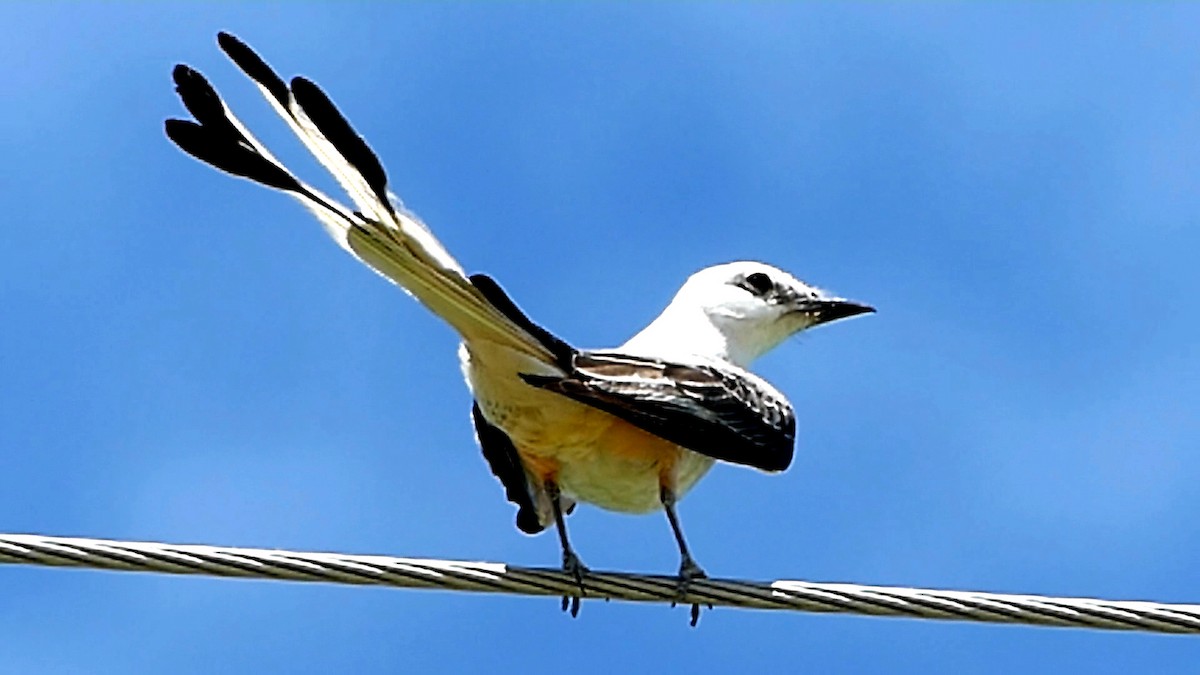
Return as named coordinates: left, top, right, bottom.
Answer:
left=216, top=31, right=290, bottom=105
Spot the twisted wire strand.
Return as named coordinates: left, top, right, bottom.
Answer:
left=1, top=533, right=1196, bottom=633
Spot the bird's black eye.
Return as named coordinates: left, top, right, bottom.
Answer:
left=740, top=272, right=774, bottom=296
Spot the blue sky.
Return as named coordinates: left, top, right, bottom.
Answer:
left=3, top=3, right=1200, bottom=672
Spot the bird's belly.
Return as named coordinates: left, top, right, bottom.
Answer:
left=462, top=342, right=716, bottom=513
left=514, top=403, right=716, bottom=513
left=556, top=442, right=716, bottom=513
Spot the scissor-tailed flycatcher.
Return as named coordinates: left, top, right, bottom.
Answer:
left=165, top=33, right=872, bottom=624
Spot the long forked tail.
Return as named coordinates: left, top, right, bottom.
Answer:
left=165, top=32, right=571, bottom=370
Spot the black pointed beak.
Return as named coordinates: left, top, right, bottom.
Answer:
left=795, top=299, right=875, bottom=325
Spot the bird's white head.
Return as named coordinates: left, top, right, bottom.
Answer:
left=620, top=261, right=873, bottom=368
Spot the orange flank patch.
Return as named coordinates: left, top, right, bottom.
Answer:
left=514, top=407, right=682, bottom=481
left=593, top=416, right=681, bottom=479
left=518, top=453, right=561, bottom=485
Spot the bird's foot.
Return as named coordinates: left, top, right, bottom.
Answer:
left=560, top=550, right=589, bottom=618
left=671, top=557, right=711, bottom=627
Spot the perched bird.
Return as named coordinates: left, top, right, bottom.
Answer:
left=165, top=32, right=873, bottom=625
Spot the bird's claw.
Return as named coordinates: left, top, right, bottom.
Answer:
left=675, top=557, right=710, bottom=627
left=560, top=550, right=589, bottom=618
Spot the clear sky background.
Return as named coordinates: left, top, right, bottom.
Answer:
left=3, top=3, right=1200, bottom=672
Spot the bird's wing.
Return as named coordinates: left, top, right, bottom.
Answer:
left=522, top=352, right=796, bottom=472
left=165, top=32, right=569, bottom=368
left=470, top=402, right=544, bottom=534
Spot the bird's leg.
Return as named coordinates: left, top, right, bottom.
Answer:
left=545, top=478, right=587, bottom=617
left=660, top=486, right=709, bottom=626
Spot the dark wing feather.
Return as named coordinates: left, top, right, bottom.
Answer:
left=468, top=273, right=575, bottom=371
left=522, top=352, right=796, bottom=472
left=471, top=403, right=544, bottom=534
